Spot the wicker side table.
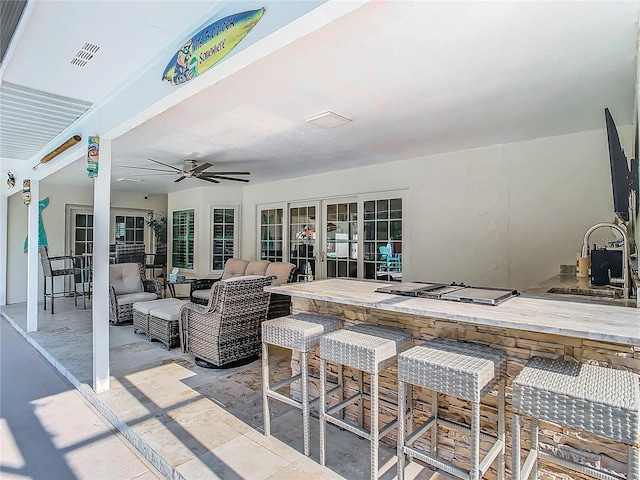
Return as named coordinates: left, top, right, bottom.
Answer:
left=261, top=313, right=342, bottom=456
left=512, top=356, right=640, bottom=480
left=397, top=337, right=507, bottom=480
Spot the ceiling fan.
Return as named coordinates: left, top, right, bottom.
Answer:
left=120, top=158, right=250, bottom=184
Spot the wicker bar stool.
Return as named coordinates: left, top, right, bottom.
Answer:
left=512, top=356, right=639, bottom=480
left=397, top=337, right=507, bottom=480
left=261, top=313, right=342, bottom=456
left=319, top=323, right=412, bottom=480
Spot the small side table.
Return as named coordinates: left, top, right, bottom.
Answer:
left=167, top=278, right=196, bottom=299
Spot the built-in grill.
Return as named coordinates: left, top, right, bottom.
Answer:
left=375, top=282, right=519, bottom=306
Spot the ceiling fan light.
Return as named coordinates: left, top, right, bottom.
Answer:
left=305, top=111, right=351, bottom=129
left=116, top=178, right=142, bottom=182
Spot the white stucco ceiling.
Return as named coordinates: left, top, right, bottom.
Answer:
left=2, top=1, right=638, bottom=194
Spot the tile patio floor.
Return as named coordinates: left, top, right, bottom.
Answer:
left=0, top=298, right=434, bottom=480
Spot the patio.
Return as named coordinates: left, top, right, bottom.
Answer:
left=0, top=298, right=434, bottom=480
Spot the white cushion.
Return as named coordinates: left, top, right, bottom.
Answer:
left=265, top=262, right=295, bottom=286
left=109, top=263, right=143, bottom=295
left=149, top=303, right=185, bottom=321
left=133, top=298, right=185, bottom=315
left=117, top=291, right=157, bottom=306
left=245, top=260, right=270, bottom=276
left=192, top=289, right=210, bottom=301
left=220, top=258, right=249, bottom=280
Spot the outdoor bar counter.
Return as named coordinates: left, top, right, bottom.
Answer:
left=265, top=278, right=640, bottom=480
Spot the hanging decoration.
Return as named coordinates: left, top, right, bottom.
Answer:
left=87, top=136, right=99, bottom=178
left=22, top=179, right=31, bottom=205
left=23, top=197, right=50, bottom=253
left=7, top=171, right=15, bottom=189
left=32, top=135, right=82, bottom=170
left=162, top=8, right=265, bottom=86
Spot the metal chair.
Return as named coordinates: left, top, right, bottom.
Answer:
left=379, top=245, right=401, bottom=271
left=114, top=243, right=146, bottom=268
left=38, top=246, right=85, bottom=314
left=146, top=244, right=167, bottom=294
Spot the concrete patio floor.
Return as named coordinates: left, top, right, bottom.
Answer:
left=0, top=298, right=434, bottom=480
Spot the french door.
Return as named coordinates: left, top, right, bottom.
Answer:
left=289, top=202, right=320, bottom=281
left=323, top=198, right=358, bottom=279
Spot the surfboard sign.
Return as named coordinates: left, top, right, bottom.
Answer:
left=162, top=8, right=265, bottom=86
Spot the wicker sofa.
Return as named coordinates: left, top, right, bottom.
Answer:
left=180, top=275, right=276, bottom=368
left=109, top=263, right=161, bottom=324
left=189, top=259, right=296, bottom=319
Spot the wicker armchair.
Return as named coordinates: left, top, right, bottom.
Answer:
left=179, top=275, right=276, bottom=368
left=189, top=259, right=296, bottom=319
left=109, top=263, right=160, bottom=324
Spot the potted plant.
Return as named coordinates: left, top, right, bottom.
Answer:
left=146, top=212, right=167, bottom=245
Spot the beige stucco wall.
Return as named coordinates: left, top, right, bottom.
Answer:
left=240, top=126, right=631, bottom=291
left=6, top=185, right=167, bottom=304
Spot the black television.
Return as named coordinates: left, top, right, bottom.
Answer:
left=604, top=108, right=638, bottom=222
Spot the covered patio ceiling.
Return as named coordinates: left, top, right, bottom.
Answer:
left=1, top=1, right=638, bottom=194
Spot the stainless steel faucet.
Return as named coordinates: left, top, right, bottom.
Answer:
left=581, top=223, right=629, bottom=299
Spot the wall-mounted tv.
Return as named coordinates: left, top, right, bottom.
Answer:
left=604, top=108, right=638, bottom=222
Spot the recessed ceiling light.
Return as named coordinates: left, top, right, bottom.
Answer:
left=116, top=178, right=142, bottom=182
left=305, top=111, right=351, bottom=129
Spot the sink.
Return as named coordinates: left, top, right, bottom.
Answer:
left=546, top=287, right=620, bottom=299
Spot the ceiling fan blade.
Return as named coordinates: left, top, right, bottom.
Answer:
left=190, top=162, right=213, bottom=175
left=119, top=165, right=176, bottom=173
left=174, top=176, right=187, bottom=183
left=200, top=171, right=251, bottom=176
left=206, top=175, right=250, bottom=183
left=198, top=176, right=220, bottom=184
left=147, top=158, right=183, bottom=172
left=126, top=172, right=178, bottom=176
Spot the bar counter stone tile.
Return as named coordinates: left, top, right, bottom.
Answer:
left=279, top=286, right=639, bottom=480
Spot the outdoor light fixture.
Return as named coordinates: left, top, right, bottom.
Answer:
left=305, top=111, right=351, bottom=128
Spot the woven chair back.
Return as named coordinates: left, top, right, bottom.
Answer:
left=38, top=246, right=53, bottom=276
left=115, top=243, right=146, bottom=266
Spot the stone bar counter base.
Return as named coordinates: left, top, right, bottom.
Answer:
left=290, top=297, right=637, bottom=480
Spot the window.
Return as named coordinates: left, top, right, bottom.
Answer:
left=260, top=208, right=284, bottom=262
left=74, top=213, right=93, bottom=255
left=172, top=209, right=195, bottom=269
left=211, top=206, right=239, bottom=271
left=363, top=198, right=402, bottom=279
left=115, top=215, right=145, bottom=244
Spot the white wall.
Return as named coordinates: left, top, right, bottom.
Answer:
left=6, top=186, right=167, bottom=304
left=240, top=127, right=629, bottom=291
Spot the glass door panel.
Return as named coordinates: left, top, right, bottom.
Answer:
left=73, top=212, right=93, bottom=255
left=289, top=204, right=318, bottom=281
left=324, top=200, right=358, bottom=279
left=260, top=208, right=284, bottom=262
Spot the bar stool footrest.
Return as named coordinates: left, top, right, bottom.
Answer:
left=538, top=452, right=624, bottom=480
left=403, top=445, right=469, bottom=480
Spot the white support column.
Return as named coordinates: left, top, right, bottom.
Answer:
left=92, top=138, right=111, bottom=392
left=26, top=179, right=40, bottom=332
left=0, top=192, right=7, bottom=306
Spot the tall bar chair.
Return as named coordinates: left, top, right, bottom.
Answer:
left=38, top=246, right=85, bottom=314
left=512, top=356, right=639, bottom=480
left=261, top=313, right=342, bottom=456
left=319, top=323, right=412, bottom=480
left=397, top=337, right=507, bottom=480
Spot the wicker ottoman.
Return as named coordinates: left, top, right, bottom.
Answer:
left=512, top=356, right=640, bottom=480
left=319, top=323, right=412, bottom=480
left=132, top=299, right=186, bottom=346
left=397, top=337, right=507, bottom=480
left=261, top=313, right=342, bottom=456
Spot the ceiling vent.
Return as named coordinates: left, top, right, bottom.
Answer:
left=71, top=43, right=100, bottom=67
left=305, top=111, right=351, bottom=129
